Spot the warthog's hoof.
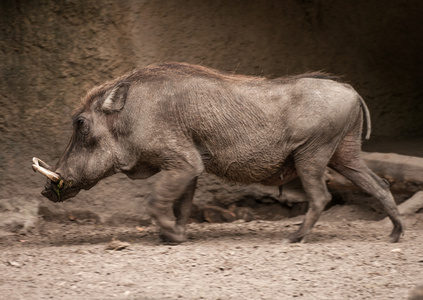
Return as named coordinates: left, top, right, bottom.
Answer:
left=388, top=221, right=404, bottom=243
left=159, top=228, right=186, bottom=245
left=389, top=230, right=404, bottom=243
left=283, top=232, right=306, bottom=244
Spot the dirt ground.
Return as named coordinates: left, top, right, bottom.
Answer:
left=1, top=204, right=422, bottom=300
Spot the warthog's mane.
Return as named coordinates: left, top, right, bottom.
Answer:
left=81, top=62, right=340, bottom=109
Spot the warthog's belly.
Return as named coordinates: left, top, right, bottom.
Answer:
left=259, top=155, right=297, bottom=186
left=204, top=153, right=296, bottom=186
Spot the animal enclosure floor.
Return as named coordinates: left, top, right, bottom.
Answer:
left=1, top=211, right=422, bottom=300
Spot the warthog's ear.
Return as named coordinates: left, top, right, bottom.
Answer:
left=102, top=82, right=130, bottom=113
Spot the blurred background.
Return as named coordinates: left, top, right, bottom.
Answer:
left=0, top=0, right=422, bottom=226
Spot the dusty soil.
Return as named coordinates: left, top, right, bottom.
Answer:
left=1, top=205, right=422, bottom=300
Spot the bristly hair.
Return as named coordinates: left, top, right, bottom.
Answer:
left=124, top=62, right=262, bottom=83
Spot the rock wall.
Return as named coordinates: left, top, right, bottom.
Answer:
left=0, top=0, right=422, bottom=226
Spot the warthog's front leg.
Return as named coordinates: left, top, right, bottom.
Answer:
left=148, top=167, right=201, bottom=244
left=173, top=177, right=198, bottom=232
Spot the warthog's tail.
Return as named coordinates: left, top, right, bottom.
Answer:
left=358, top=95, right=371, bottom=140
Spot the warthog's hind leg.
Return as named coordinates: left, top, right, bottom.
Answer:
left=329, top=161, right=404, bottom=242
left=329, top=130, right=404, bottom=242
left=286, top=150, right=333, bottom=243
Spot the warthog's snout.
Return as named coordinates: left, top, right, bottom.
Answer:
left=32, top=157, right=80, bottom=202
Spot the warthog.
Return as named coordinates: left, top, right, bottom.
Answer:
left=33, top=62, right=403, bottom=243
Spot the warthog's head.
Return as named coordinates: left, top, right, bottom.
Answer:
left=33, top=81, right=133, bottom=202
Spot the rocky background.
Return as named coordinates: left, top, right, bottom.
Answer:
left=0, top=0, right=422, bottom=230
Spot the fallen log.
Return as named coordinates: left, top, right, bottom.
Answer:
left=394, top=191, right=423, bottom=216
left=201, top=205, right=236, bottom=223
left=326, top=152, right=423, bottom=193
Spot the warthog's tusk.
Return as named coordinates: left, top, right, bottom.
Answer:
left=32, top=157, right=63, bottom=187
left=32, top=157, right=52, bottom=171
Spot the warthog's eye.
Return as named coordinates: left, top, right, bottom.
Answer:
left=75, top=117, right=90, bottom=138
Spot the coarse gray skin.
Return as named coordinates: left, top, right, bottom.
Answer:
left=40, top=62, right=403, bottom=244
